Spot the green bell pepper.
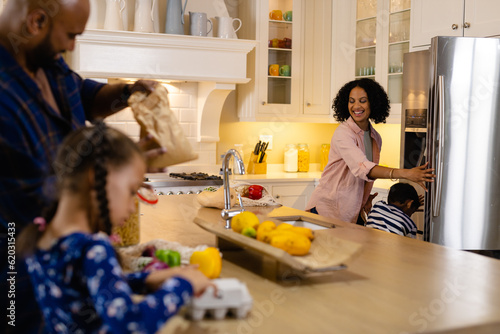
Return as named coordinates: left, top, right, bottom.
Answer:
left=155, top=249, right=181, bottom=267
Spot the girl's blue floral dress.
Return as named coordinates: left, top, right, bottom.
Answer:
left=26, top=232, right=193, bottom=333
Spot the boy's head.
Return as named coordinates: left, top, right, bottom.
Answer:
left=388, top=183, right=420, bottom=217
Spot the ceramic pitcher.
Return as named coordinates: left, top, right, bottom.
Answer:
left=165, top=0, right=188, bottom=35
left=189, top=12, right=212, bottom=36
left=215, top=16, right=242, bottom=39
left=104, top=0, right=126, bottom=31
left=134, top=0, right=156, bottom=33
left=87, top=0, right=100, bottom=29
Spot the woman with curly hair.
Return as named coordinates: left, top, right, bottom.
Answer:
left=306, top=79, right=435, bottom=224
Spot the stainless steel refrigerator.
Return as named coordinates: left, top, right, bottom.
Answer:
left=401, top=36, right=500, bottom=250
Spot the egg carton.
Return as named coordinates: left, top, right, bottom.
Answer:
left=186, top=278, right=253, bottom=321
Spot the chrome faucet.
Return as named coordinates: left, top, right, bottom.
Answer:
left=221, top=149, right=245, bottom=228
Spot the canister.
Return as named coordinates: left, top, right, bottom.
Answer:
left=112, top=187, right=158, bottom=247
left=284, top=144, right=298, bottom=172
left=298, top=143, right=310, bottom=172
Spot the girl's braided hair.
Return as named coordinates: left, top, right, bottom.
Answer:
left=92, top=121, right=113, bottom=235
left=17, top=121, right=143, bottom=256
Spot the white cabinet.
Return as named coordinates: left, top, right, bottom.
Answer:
left=237, top=0, right=333, bottom=122
left=410, top=0, right=500, bottom=50
left=272, top=183, right=315, bottom=210
left=351, top=0, right=411, bottom=121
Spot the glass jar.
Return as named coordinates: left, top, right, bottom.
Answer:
left=111, top=187, right=158, bottom=247
left=112, top=197, right=140, bottom=247
left=320, top=143, right=330, bottom=171
left=297, top=143, right=310, bottom=172
left=284, top=144, right=298, bottom=172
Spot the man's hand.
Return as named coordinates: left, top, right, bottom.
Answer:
left=128, top=80, right=158, bottom=95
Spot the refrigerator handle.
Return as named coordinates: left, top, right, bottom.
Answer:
left=433, top=75, right=445, bottom=217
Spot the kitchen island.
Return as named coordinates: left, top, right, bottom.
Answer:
left=140, top=195, right=500, bottom=334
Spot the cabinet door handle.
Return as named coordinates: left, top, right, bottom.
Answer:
left=451, top=24, right=458, bottom=30
left=275, top=195, right=280, bottom=199
left=463, top=22, right=470, bottom=29
left=261, top=101, right=266, bottom=105
left=306, top=102, right=311, bottom=107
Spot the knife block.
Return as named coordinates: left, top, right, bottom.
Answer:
left=248, top=152, right=267, bottom=174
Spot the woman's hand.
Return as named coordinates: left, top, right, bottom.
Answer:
left=403, top=162, right=435, bottom=191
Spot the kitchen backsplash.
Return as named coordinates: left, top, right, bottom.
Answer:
left=105, top=82, right=217, bottom=167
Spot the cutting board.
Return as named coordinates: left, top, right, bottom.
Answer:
left=193, top=207, right=362, bottom=273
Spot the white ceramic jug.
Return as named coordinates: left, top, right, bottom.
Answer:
left=87, top=0, right=100, bottom=29
left=104, top=0, right=126, bottom=31
left=215, top=16, right=242, bottom=39
left=134, top=0, right=156, bottom=33
left=189, top=12, right=212, bottom=36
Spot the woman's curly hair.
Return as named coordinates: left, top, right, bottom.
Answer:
left=332, top=78, right=390, bottom=124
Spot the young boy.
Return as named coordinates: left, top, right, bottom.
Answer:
left=366, top=183, right=421, bottom=238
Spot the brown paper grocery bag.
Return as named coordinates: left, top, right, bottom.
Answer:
left=128, top=86, right=198, bottom=168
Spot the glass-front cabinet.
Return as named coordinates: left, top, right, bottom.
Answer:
left=259, top=0, right=301, bottom=115
left=354, top=0, right=411, bottom=106
left=238, top=0, right=332, bottom=122
left=387, top=0, right=410, bottom=104
left=355, top=1, right=377, bottom=79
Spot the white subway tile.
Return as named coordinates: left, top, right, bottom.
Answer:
left=179, top=109, right=197, bottom=123
left=179, top=123, right=191, bottom=136
left=179, top=82, right=197, bottom=96
left=189, top=123, right=198, bottom=138
left=127, top=122, right=140, bottom=137
left=168, top=94, right=190, bottom=108
left=163, top=83, right=180, bottom=94
left=107, top=122, right=127, bottom=134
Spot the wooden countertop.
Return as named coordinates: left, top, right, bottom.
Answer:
left=139, top=195, right=500, bottom=334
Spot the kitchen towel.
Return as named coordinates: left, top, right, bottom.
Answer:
left=128, top=85, right=198, bottom=168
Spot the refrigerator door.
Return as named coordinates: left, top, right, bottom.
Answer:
left=427, top=36, right=500, bottom=249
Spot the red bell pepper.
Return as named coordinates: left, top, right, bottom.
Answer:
left=248, top=185, right=264, bottom=200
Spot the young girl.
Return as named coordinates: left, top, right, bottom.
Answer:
left=17, top=122, right=212, bottom=333
left=306, top=78, right=435, bottom=224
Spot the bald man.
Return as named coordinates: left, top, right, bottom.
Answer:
left=0, top=1, right=156, bottom=332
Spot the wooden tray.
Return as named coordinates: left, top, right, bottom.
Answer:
left=193, top=207, right=362, bottom=273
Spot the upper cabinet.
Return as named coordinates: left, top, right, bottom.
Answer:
left=238, top=0, right=333, bottom=122
left=351, top=0, right=411, bottom=121
left=410, top=0, right=500, bottom=50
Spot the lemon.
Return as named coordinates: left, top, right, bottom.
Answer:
left=190, top=247, right=222, bottom=279
left=276, top=223, right=294, bottom=231
left=231, top=211, right=260, bottom=233
left=256, top=220, right=277, bottom=242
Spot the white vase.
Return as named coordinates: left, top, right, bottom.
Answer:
left=87, top=0, right=100, bottom=29
left=134, top=0, right=156, bottom=33
left=104, top=0, right=126, bottom=31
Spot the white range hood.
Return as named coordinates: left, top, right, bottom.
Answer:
left=67, top=29, right=257, bottom=142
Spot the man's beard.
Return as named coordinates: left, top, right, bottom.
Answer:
left=27, top=26, right=59, bottom=71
